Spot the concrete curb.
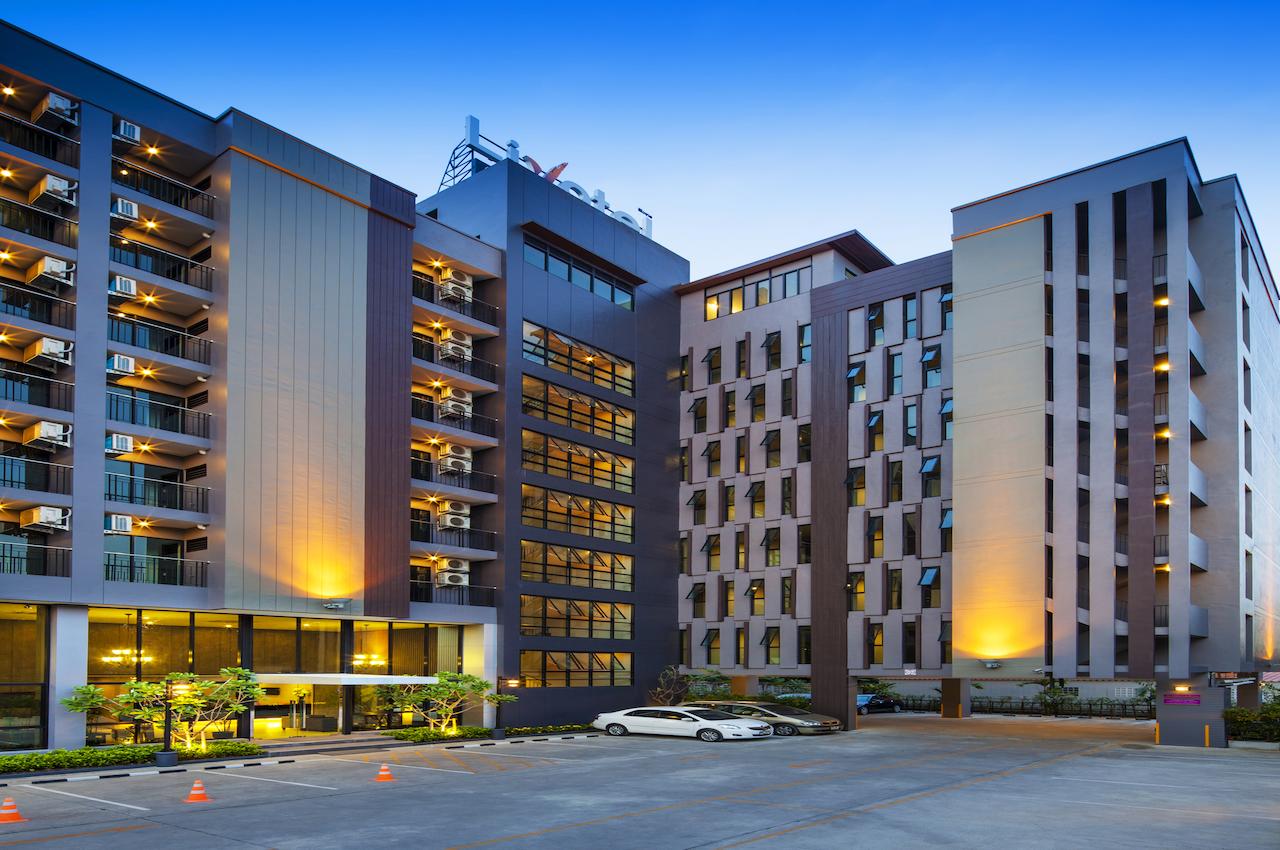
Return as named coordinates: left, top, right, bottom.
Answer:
left=444, top=733, right=602, bottom=749
left=0, top=758, right=298, bottom=787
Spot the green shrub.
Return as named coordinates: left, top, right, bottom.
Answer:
left=380, top=726, right=490, bottom=743
left=506, top=724, right=594, bottom=736
left=0, top=745, right=158, bottom=774
left=1225, top=704, right=1280, bottom=742
left=176, top=741, right=266, bottom=760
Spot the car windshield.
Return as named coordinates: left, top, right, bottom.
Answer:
left=686, top=709, right=737, bottom=720
left=755, top=703, right=809, bottom=717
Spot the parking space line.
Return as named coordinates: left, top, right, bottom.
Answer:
left=516, top=740, right=633, bottom=751
left=204, top=771, right=338, bottom=790
left=324, top=757, right=471, bottom=775
left=448, top=749, right=573, bottom=762
left=18, top=783, right=150, bottom=811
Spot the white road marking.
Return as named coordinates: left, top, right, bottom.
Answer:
left=322, top=757, right=472, bottom=774
left=514, top=740, right=649, bottom=751
left=19, top=783, right=150, bottom=811
left=1047, top=776, right=1185, bottom=788
left=203, top=771, right=337, bottom=790
left=447, top=748, right=575, bottom=762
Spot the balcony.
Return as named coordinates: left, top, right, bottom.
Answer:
left=0, top=280, right=75, bottom=329
left=1187, top=319, right=1206, bottom=376
left=105, top=472, right=209, bottom=513
left=0, top=197, right=76, bottom=247
left=413, top=272, right=498, bottom=327
left=103, top=553, right=208, bottom=587
left=1154, top=604, right=1169, bottom=628
left=1154, top=392, right=1169, bottom=422
left=106, top=392, right=210, bottom=438
left=1154, top=534, right=1170, bottom=564
left=0, top=456, right=72, bottom=495
left=0, top=368, right=73, bottom=411
left=1154, top=463, right=1169, bottom=491
left=111, top=238, right=213, bottom=291
left=0, top=110, right=78, bottom=166
left=0, top=541, right=70, bottom=577
left=410, top=456, right=497, bottom=494
left=411, top=395, right=497, bottom=438
left=109, top=316, right=212, bottom=365
left=1153, top=254, right=1168, bottom=284
left=1189, top=460, right=1208, bottom=507
left=1189, top=531, right=1208, bottom=571
left=111, top=158, right=214, bottom=218
left=409, top=517, right=498, bottom=553
left=412, top=334, right=498, bottom=384
left=409, top=581, right=496, bottom=607
left=1188, top=388, right=1207, bottom=440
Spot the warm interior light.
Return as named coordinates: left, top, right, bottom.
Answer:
left=1155, top=361, right=1171, bottom=372
left=1157, top=495, right=1172, bottom=506
left=145, top=145, right=160, bottom=156
left=1, top=87, right=14, bottom=97
left=136, top=443, right=152, bottom=453
left=427, top=437, right=441, bottom=445
left=143, top=220, right=158, bottom=230
left=0, top=418, right=8, bottom=427
left=0, top=334, right=9, bottom=344
left=583, top=355, right=594, bottom=363
left=505, top=679, right=521, bottom=688
left=1155, top=296, right=1171, bottom=307
left=426, top=496, right=439, bottom=504
left=430, top=321, right=444, bottom=330
left=135, top=519, right=151, bottom=528
left=430, top=260, right=443, bottom=269
left=0, top=251, right=10, bottom=262
left=429, top=380, right=443, bottom=388
left=1156, top=564, right=1171, bottom=572
left=0, top=169, right=12, bottom=179
left=141, top=293, right=157, bottom=304
left=1173, top=684, right=1190, bottom=693
left=139, top=367, right=155, bottom=378
left=1157, top=428, right=1172, bottom=439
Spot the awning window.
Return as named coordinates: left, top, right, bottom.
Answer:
left=759, top=626, right=780, bottom=646
left=760, top=331, right=781, bottom=348
left=918, top=566, right=940, bottom=586
left=939, top=290, right=954, bottom=304
left=845, top=467, right=864, bottom=484
left=746, top=481, right=766, bottom=498
left=867, top=304, right=883, bottom=320
left=847, top=363, right=864, bottom=379
left=686, top=584, right=705, bottom=600
left=701, top=442, right=719, bottom=457
left=920, top=457, right=940, bottom=474
left=701, top=348, right=719, bottom=363
left=700, top=534, right=720, bottom=553
left=747, top=579, right=765, bottom=596
left=701, top=629, right=720, bottom=647
left=940, top=398, right=954, bottom=415
left=867, top=412, right=882, bottom=428
left=688, top=398, right=706, bottom=413
left=920, top=347, right=940, bottom=363
left=940, top=509, right=953, bottom=529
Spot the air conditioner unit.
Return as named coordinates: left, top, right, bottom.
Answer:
left=439, top=513, right=471, bottom=530
left=439, top=456, right=472, bottom=473
left=439, top=386, right=472, bottom=404
left=110, top=198, right=140, bottom=222
left=442, top=400, right=472, bottom=417
left=440, top=501, right=471, bottom=517
left=440, top=342, right=470, bottom=360
left=115, top=119, right=142, bottom=143
left=20, top=506, right=70, bottom=532
left=439, top=444, right=472, bottom=461
left=25, top=257, right=75, bottom=290
left=440, top=284, right=470, bottom=302
left=440, top=558, right=470, bottom=572
left=22, top=421, right=71, bottom=450
left=440, top=268, right=473, bottom=289
left=32, top=92, right=77, bottom=128
left=105, top=433, right=134, bottom=455
left=104, top=513, right=133, bottom=534
left=29, top=175, right=77, bottom=209
left=442, top=328, right=473, bottom=346
left=24, top=337, right=73, bottom=367
left=108, top=274, right=138, bottom=298
left=107, top=354, right=136, bottom=375
left=436, top=571, right=470, bottom=587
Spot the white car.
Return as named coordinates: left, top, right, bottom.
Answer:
left=592, top=706, right=773, bottom=742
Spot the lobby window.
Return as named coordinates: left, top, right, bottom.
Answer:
left=866, top=515, right=884, bottom=559
left=723, top=484, right=737, bottom=522
left=763, top=430, right=781, bottom=468
left=798, top=626, right=812, bottom=664
left=0, top=603, right=47, bottom=751
left=940, top=287, right=953, bottom=330
left=904, top=402, right=917, bottom=447
left=749, top=385, right=766, bottom=422
left=866, top=622, right=884, bottom=665
left=763, top=527, right=782, bottom=567
left=902, top=510, right=918, bottom=556
left=704, top=347, right=722, bottom=384
left=941, top=398, right=954, bottom=440
left=704, top=440, right=721, bottom=477
left=736, top=339, right=748, bottom=377
left=688, top=490, right=706, bottom=525
left=847, top=466, right=866, bottom=506
left=781, top=376, right=794, bottom=417
left=690, top=397, right=707, bottom=433
left=723, top=580, right=736, bottom=618
left=519, top=651, right=631, bottom=688
left=782, top=574, right=795, bottom=614
left=703, top=630, right=721, bottom=666
left=723, top=390, right=737, bottom=428
left=940, top=508, right=953, bottom=552
left=903, top=295, right=918, bottom=339
left=919, top=566, right=941, bottom=608
left=763, top=331, right=782, bottom=370
left=922, top=456, right=941, bottom=498
left=889, top=352, right=903, bottom=394
left=888, top=460, right=903, bottom=502
left=940, top=621, right=953, bottom=663
left=781, top=475, right=794, bottom=516
left=797, top=423, right=811, bottom=462
left=848, top=571, right=866, bottom=611
left=761, top=626, right=781, bottom=665
left=736, top=434, right=748, bottom=473
left=867, top=410, right=884, bottom=452
left=797, top=324, right=812, bottom=364
left=748, top=579, right=766, bottom=616
left=848, top=361, right=866, bottom=403
left=688, top=583, right=707, bottom=618
left=735, top=627, right=746, bottom=666
left=888, top=568, right=903, bottom=609
left=797, top=524, right=811, bottom=564
left=921, top=346, right=941, bottom=388
left=868, top=303, right=885, bottom=347
left=748, top=481, right=765, bottom=518
left=680, top=355, right=691, bottom=391
left=703, top=534, right=721, bottom=571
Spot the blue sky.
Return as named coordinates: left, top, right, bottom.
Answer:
left=9, top=2, right=1280, bottom=276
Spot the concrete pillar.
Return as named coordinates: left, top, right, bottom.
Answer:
left=1236, top=681, right=1261, bottom=710
left=461, top=623, right=499, bottom=728
left=47, top=605, right=89, bottom=750
left=1154, top=676, right=1226, bottom=747
left=730, top=675, right=760, bottom=696
left=941, top=678, right=970, bottom=718
left=846, top=679, right=859, bottom=731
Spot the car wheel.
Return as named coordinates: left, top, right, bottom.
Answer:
left=858, top=706, right=869, bottom=716
left=605, top=724, right=628, bottom=736
left=697, top=728, right=724, bottom=743
left=773, top=724, right=798, bottom=736
left=893, top=704, right=902, bottom=713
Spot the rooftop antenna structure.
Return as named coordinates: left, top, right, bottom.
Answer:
left=439, top=116, right=507, bottom=193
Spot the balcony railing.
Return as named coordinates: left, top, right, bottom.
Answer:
left=1153, top=254, right=1168, bottom=282
left=1154, top=604, right=1170, bottom=627
left=1153, top=322, right=1168, bottom=349
left=0, top=542, right=70, bottom=577
left=109, top=316, right=212, bottom=364
left=1115, top=600, right=1129, bottom=622
left=104, top=553, right=208, bottom=587
left=1155, top=463, right=1169, bottom=487
left=105, top=472, right=210, bottom=512
left=409, top=518, right=498, bottom=552
left=0, top=456, right=72, bottom=494
left=0, top=280, right=75, bottom=329
left=0, top=110, right=78, bottom=166
left=1154, top=393, right=1169, bottom=418
left=111, top=158, right=215, bottom=217
left=411, top=395, right=497, bottom=437
left=0, top=369, right=73, bottom=410
left=110, top=239, right=213, bottom=291
left=1154, top=534, right=1170, bottom=559
left=412, top=334, right=498, bottom=383
left=410, top=456, right=497, bottom=493
left=106, top=392, right=211, bottom=438
left=409, top=581, right=496, bottom=607
left=0, top=197, right=77, bottom=247
left=412, top=273, right=499, bottom=326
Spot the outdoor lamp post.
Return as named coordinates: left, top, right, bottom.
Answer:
left=493, top=677, right=521, bottom=739
left=157, top=681, right=191, bottom=767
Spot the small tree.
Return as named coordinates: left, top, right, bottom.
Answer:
left=684, top=669, right=730, bottom=698
left=377, top=672, right=514, bottom=731
left=648, top=666, right=690, bottom=705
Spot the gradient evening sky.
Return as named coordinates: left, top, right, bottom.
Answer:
left=9, top=2, right=1279, bottom=277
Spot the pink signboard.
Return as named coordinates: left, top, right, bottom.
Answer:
left=1163, top=693, right=1201, bottom=705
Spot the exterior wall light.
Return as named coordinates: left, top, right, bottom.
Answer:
left=981, top=660, right=1002, bottom=669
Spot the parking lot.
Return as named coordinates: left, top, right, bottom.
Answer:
left=0, top=714, right=1277, bottom=848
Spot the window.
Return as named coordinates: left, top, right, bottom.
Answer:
left=687, top=583, right=706, bottom=618
left=797, top=525, right=811, bottom=564
left=783, top=270, right=801, bottom=298
left=848, top=571, right=865, bottom=611
left=1245, top=423, right=1253, bottom=474
left=703, top=534, right=721, bottom=572
left=690, top=397, right=707, bottom=433
left=1245, top=485, right=1254, bottom=537
left=0, top=603, right=47, bottom=749
left=868, top=303, right=884, bottom=347
left=704, top=441, right=721, bottom=477
left=705, top=294, right=719, bottom=322
left=796, top=423, right=811, bottom=462
left=940, top=286, right=953, bottom=330
left=866, top=515, right=884, bottom=560
left=680, top=355, right=691, bottom=391
left=797, top=324, right=812, bottom=363
left=763, top=332, right=782, bottom=370
left=921, top=346, right=941, bottom=388
left=688, top=490, right=706, bottom=525
left=763, top=527, right=781, bottom=567
left=941, top=398, right=953, bottom=440
left=1242, top=296, right=1251, bottom=350
left=848, top=361, right=866, bottom=403
left=902, top=621, right=918, bottom=666
left=522, top=484, right=634, bottom=542
left=782, top=574, right=795, bottom=614
left=867, top=410, right=884, bottom=452
left=520, top=595, right=633, bottom=639
left=679, top=536, right=690, bottom=575
left=749, top=385, right=766, bottom=422
left=865, top=622, right=883, bottom=665
left=1244, top=359, right=1252, bottom=412
left=763, top=430, right=781, bottom=468
left=889, top=352, right=904, bottom=394
left=522, top=375, right=636, bottom=445
left=524, top=238, right=636, bottom=311
left=723, top=390, right=737, bottom=428
left=704, top=347, right=722, bottom=384
left=904, top=402, right=917, bottom=446
left=902, top=511, right=918, bottom=556
left=734, top=528, right=746, bottom=570
left=519, top=651, right=632, bottom=688
left=888, top=568, right=903, bottom=609
left=921, top=456, right=941, bottom=498
left=903, top=295, right=917, bottom=339
left=761, top=626, right=781, bottom=665
left=747, top=481, right=765, bottom=518
left=781, top=475, right=794, bottom=516
left=522, top=321, right=634, bottom=396
left=521, top=430, right=635, bottom=492
left=798, top=626, right=811, bottom=664
left=940, top=621, right=952, bottom=663
left=748, top=579, right=766, bottom=616
left=731, top=287, right=744, bottom=314
left=735, top=627, right=746, bottom=666
left=847, top=466, right=866, bottom=506
left=723, top=580, right=735, bottom=618
left=736, top=434, right=748, bottom=473
left=919, top=566, right=941, bottom=608
left=781, top=376, right=794, bottom=417
left=888, top=461, right=903, bottom=502
left=736, top=339, right=748, bottom=378
left=680, top=444, right=690, bottom=483
left=520, top=541, right=634, bottom=591
left=940, top=508, right=953, bottom=553
left=703, top=629, right=721, bottom=665
left=723, top=484, right=736, bottom=522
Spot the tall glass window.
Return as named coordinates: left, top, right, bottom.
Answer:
left=0, top=603, right=47, bottom=751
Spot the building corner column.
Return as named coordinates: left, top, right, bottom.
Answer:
left=47, top=605, right=89, bottom=750
left=941, top=678, right=970, bottom=718
left=462, top=623, right=499, bottom=728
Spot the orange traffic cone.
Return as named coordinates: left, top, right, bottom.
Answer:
left=184, top=779, right=211, bottom=803
left=0, top=797, right=26, bottom=823
left=374, top=763, right=395, bottom=783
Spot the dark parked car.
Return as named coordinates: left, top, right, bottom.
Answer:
left=856, top=694, right=903, bottom=715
